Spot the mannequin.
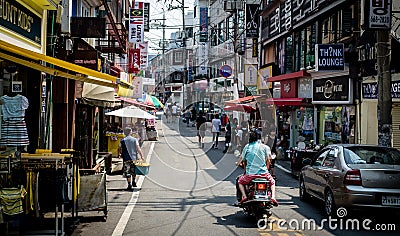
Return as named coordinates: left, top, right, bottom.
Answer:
left=0, top=92, right=30, bottom=150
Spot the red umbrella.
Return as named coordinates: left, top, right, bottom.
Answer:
left=223, top=104, right=256, bottom=113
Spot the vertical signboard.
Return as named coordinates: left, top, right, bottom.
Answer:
left=198, top=43, right=208, bottom=75
left=144, top=2, right=150, bottom=32
left=136, top=41, right=148, bottom=69
left=128, top=48, right=141, bottom=73
left=129, top=2, right=144, bottom=43
left=258, top=66, right=272, bottom=90
left=244, top=64, right=258, bottom=86
left=187, top=49, right=193, bottom=82
left=199, top=7, right=208, bottom=42
left=366, top=0, right=392, bottom=30
left=246, top=4, right=260, bottom=38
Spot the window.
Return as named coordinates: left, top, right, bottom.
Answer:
left=218, top=21, right=225, bottom=44
left=314, top=150, right=329, bottom=166
left=322, top=149, right=337, bottom=168
left=174, top=51, right=183, bottom=63
left=323, top=19, right=329, bottom=38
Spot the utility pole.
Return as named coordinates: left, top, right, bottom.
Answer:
left=162, top=10, right=167, bottom=103
left=377, top=30, right=392, bottom=147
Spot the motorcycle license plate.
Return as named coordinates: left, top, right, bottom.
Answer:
left=255, top=190, right=266, bottom=196
left=382, top=196, right=400, bottom=206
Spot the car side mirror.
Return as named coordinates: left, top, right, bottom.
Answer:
left=302, top=158, right=312, bottom=166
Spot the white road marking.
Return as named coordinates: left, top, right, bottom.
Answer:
left=275, top=163, right=292, bottom=174
left=112, top=142, right=155, bottom=236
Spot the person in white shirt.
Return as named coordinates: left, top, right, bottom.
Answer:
left=211, top=114, right=221, bottom=149
left=171, top=103, right=178, bottom=123
left=235, top=125, right=243, bottom=151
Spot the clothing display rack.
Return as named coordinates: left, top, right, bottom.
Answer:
left=18, top=152, right=77, bottom=236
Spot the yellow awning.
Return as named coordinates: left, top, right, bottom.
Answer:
left=0, top=52, right=117, bottom=88
left=117, top=85, right=133, bottom=97
left=0, top=40, right=117, bottom=87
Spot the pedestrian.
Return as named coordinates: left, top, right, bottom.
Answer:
left=118, top=127, right=144, bottom=190
left=211, top=114, right=221, bottom=149
left=184, top=109, right=191, bottom=127
left=235, top=125, right=243, bottom=151
left=264, top=126, right=278, bottom=179
left=171, top=102, right=178, bottom=123
left=190, top=107, right=197, bottom=127
left=196, top=111, right=207, bottom=148
left=223, top=121, right=231, bottom=153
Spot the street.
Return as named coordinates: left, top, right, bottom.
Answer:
left=72, top=118, right=400, bottom=236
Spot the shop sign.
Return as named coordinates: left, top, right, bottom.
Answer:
left=366, top=0, right=392, bottom=30
left=298, top=78, right=312, bottom=98
left=280, top=78, right=297, bottom=98
left=312, top=77, right=353, bottom=104
left=199, top=7, right=208, bottom=42
left=246, top=4, right=260, bottom=38
left=362, top=81, right=400, bottom=99
left=0, top=0, right=42, bottom=44
left=73, top=50, right=98, bottom=71
left=315, top=44, right=345, bottom=71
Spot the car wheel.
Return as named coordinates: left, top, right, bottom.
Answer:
left=324, top=189, right=336, bottom=216
left=299, top=177, right=310, bottom=201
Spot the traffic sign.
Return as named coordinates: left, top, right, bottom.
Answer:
left=220, top=65, right=232, bottom=78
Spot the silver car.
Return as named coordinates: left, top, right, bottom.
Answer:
left=299, top=144, right=400, bottom=216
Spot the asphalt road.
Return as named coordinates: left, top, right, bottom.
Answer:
left=72, top=118, right=400, bottom=236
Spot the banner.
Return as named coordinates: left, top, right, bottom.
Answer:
left=246, top=4, right=260, bottom=38
left=129, top=2, right=144, bottom=43
left=258, top=66, right=272, bottom=90
left=198, top=43, right=208, bottom=75
left=199, top=7, right=208, bottom=42
left=144, top=2, right=150, bottom=32
left=244, top=64, right=258, bottom=86
left=136, top=42, right=148, bottom=69
left=128, top=48, right=141, bottom=73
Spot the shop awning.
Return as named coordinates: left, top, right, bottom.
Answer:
left=0, top=40, right=117, bottom=88
left=268, top=71, right=311, bottom=82
left=81, top=81, right=118, bottom=107
left=265, top=98, right=311, bottom=106
left=116, top=97, right=155, bottom=110
left=224, top=95, right=261, bottom=105
left=224, top=104, right=256, bottom=113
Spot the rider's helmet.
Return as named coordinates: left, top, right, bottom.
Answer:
left=249, top=127, right=261, bottom=143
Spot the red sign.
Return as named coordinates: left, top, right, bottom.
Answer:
left=280, top=79, right=297, bottom=98
left=128, top=48, right=140, bottom=73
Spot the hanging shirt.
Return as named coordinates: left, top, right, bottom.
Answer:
left=0, top=186, right=27, bottom=215
left=0, top=95, right=29, bottom=120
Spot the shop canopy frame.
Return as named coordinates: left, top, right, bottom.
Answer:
left=0, top=40, right=117, bottom=88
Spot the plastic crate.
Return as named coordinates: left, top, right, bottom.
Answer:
left=135, top=163, right=150, bottom=175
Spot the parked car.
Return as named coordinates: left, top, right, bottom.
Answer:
left=299, top=144, right=400, bottom=216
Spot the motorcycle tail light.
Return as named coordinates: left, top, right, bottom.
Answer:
left=257, top=183, right=266, bottom=190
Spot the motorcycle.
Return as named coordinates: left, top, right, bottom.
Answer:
left=234, top=155, right=275, bottom=225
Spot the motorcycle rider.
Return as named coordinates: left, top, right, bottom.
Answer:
left=236, top=128, right=278, bottom=206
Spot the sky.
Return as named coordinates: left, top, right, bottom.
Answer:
left=144, top=0, right=195, bottom=54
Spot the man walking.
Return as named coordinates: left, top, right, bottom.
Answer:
left=196, top=112, right=207, bottom=148
left=118, top=127, right=144, bottom=190
left=211, top=114, right=221, bottom=149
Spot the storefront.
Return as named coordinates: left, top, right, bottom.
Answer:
left=266, top=71, right=314, bottom=148
left=312, top=77, right=356, bottom=145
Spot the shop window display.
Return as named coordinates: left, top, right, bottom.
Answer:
left=321, top=106, right=355, bottom=144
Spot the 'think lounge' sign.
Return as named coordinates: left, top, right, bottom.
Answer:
left=315, top=44, right=345, bottom=71
left=363, top=81, right=400, bottom=99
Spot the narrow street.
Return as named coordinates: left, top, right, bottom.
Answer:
left=72, top=118, right=399, bottom=236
